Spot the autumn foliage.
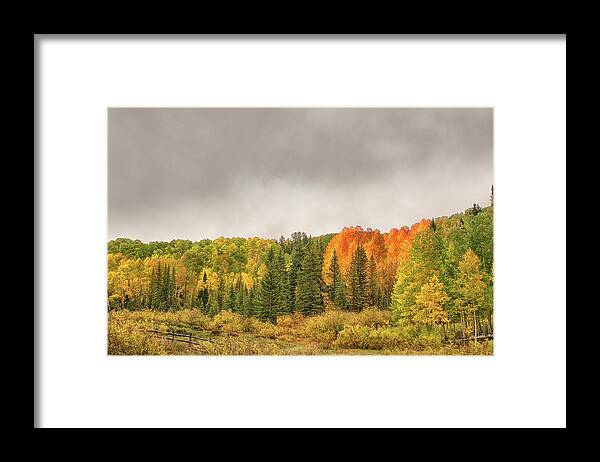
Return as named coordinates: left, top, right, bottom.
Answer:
left=322, top=219, right=431, bottom=302
left=107, top=201, right=493, bottom=355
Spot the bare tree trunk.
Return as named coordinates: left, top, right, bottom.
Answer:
left=473, top=312, right=478, bottom=340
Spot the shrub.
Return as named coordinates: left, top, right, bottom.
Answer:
left=255, top=321, right=279, bottom=338
left=178, top=310, right=211, bottom=330
left=302, top=309, right=349, bottom=346
left=276, top=313, right=305, bottom=330
left=200, top=336, right=282, bottom=355
left=210, top=310, right=247, bottom=333
left=461, top=339, right=493, bottom=355
left=412, top=332, right=444, bottom=349
left=334, top=325, right=404, bottom=350
left=347, top=308, right=391, bottom=328
left=108, top=315, right=169, bottom=355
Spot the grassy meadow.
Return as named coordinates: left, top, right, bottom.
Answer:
left=108, top=308, right=492, bottom=356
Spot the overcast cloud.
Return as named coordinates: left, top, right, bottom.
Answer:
left=108, top=108, right=493, bottom=242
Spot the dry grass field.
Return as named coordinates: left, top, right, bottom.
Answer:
left=108, top=309, right=493, bottom=356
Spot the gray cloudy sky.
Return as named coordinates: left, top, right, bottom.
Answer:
left=108, top=108, right=493, bottom=242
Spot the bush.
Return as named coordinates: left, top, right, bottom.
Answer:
left=276, top=313, right=305, bottom=330
left=178, top=310, right=211, bottom=330
left=255, top=321, right=280, bottom=338
left=108, top=313, right=169, bottom=355
left=461, top=339, right=493, bottom=355
left=210, top=310, right=246, bottom=333
left=194, top=336, right=282, bottom=355
left=334, top=325, right=410, bottom=350
left=412, top=332, right=443, bottom=349
left=302, top=309, right=349, bottom=346
left=347, top=308, right=391, bottom=328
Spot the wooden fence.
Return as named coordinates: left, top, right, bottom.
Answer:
left=146, top=329, right=215, bottom=348
left=454, top=334, right=493, bottom=343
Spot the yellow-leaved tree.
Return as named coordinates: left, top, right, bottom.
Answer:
left=413, top=274, right=450, bottom=328
left=455, top=248, right=486, bottom=339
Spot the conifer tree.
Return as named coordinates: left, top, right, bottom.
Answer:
left=161, top=264, right=168, bottom=310
left=170, top=266, right=176, bottom=310
left=207, top=289, right=220, bottom=317
left=149, top=267, right=157, bottom=309
left=296, top=246, right=324, bottom=316
left=217, top=275, right=225, bottom=310
left=162, top=264, right=172, bottom=311
left=154, top=262, right=163, bottom=310
left=226, top=283, right=236, bottom=311
left=254, top=247, right=279, bottom=322
left=243, top=286, right=254, bottom=316
left=287, top=246, right=304, bottom=312
left=274, top=251, right=290, bottom=315
left=328, top=250, right=346, bottom=309
left=348, top=244, right=368, bottom=311
left=234, top=280, right=244, bottom=312
left=200, top=271, right=209, bottom=310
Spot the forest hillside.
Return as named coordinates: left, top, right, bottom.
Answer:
left=108, top=202, right=493, bottom=355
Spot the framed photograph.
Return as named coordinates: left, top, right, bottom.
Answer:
left=35, top=35, right=566, bottom=428
left=107, top=107, right=494, bottom=356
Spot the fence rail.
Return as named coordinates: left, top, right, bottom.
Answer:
left=145, top=329, right=215, bottom=345
left=454, top=334, right=493, bottom=343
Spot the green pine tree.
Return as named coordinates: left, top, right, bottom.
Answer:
left=296, top=247, right=324, bottom=316
left=162, top=264, right=171, bottom=311
left=216, top=275, right=225, bottom=309
left=274, top=250, right=289, bottom=316
left=154, top=262, right=163, bottom=310
left=328, top=249, right=346, bottom=309
left=254, top=247, right=279, bottom=322
left=234, top=280, right=244, bottom=312
left=149, top=267, right=157, bottom=310
left=287, top=246, right=304, bottom=312
left=225, top=283, right=236, bottom=311
left=201, top=271, right=209, bottom=309
left=207, top=289, right=220, bottom=317
left=169, top=266, right=177, bottom=310
left=243, top=286, right=254, bottom=317
left=348, top=245, right=368, bottom=311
